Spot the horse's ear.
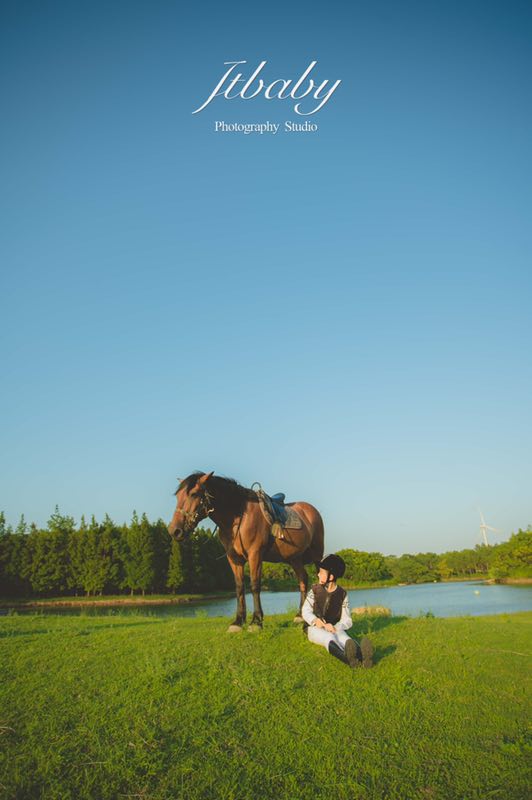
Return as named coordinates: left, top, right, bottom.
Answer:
left=199, top=471, right=214, bottom=485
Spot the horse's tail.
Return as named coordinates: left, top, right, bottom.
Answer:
left=302, top=507, right=325, bottom=566
left=313, top=510, right=325, bottom=562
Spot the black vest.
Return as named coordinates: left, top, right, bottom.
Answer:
left=311, top=583, right=346, bottom=625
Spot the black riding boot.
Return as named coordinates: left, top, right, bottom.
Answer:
left=328, top=639, right=362, bottom=668
left=360, top=637, right=374, bottom=668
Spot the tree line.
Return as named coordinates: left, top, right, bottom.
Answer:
left=0, top=509, right=233, bottom=597
left=337, top=531, right=531, bottom=585
left=0, top=508, right=530, bottom=597
left=259, top=529, right=531, bottom=587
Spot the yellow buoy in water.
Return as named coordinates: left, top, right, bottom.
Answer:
left=474, top=590, right=480, bottom=595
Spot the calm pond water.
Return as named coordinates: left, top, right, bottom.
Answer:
left=5, top=581, right=532, bottom=619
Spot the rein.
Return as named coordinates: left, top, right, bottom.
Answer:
left=213, top=504, right=246, bottom=558
left=233, top=508, right=246, bottom=556
left=180, top=485, right=247, bottom=557
left=206, top=485, right=247, bottom=556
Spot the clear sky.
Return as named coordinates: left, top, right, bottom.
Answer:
left=1, top=0, right=531, bottom=555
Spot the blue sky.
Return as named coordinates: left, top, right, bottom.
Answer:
left=1, top=0, right=531, bottom=554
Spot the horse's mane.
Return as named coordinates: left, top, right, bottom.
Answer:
left=176, top=472, right=257, bottom=504
left=175, top=471, right=206, bottom=494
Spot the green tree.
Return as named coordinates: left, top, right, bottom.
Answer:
left=67, top=516, right=119, bottom=596
left=15, top=515, right=27, bottom=535
left=121, top=512, right=155, bottom=595
left=415, top=552, right=441, bottom=582
left=438, top=556, right=452, bottom=581
left=151, top=518, right=172, bottom=593
left=0, top=512, right=12, bottom=573
left=67, top=516, right=88, bottom=594
left=178, top=527, right=233, bottom=592
left=262, top=562, right=297, bottom=587
left=0, top=512, right=30, bottom=596
left=98, top=514, right=121, bottom=594
left=490, top=528, right=532, bottom=580
left=473, top=544, right=493, bottom=574
left=167, top=540, right=184, bottom=592
left=388, top=554, right=431, bottom=584
left=83, top=516, right=114, bottom=596
left=0, top=512, right=9, bottom=537
left=337, top=549, right=392, bottom=584
left=21, top=507, right=74, bottom=595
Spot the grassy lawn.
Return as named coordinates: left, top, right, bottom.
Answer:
left=0, top=611, right=530, bottom=800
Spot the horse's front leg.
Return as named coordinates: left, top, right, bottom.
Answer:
left=289, top=558, right=309, bottom=624
left=227, top=557, right=246, bottom=632
left=247, top=549, right=264, bottom=630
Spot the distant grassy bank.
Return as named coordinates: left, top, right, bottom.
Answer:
left=1, top=611, right=530, bottom=800
left=0, top=592, right=235, bottom=609
left=0, top=576, right=491, bottom=608
left=2, top=574, right=523, bottom=609
left=259, top=574, right=489, bottom=592
left=3, top=573, right=529, bottom=610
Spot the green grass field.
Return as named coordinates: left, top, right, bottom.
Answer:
left=1, top=611, right=530, bottom=800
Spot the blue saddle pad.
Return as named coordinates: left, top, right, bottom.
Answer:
left=270, top=498, right=288, bottom=525
left=255, top=486, right=304, bottom=530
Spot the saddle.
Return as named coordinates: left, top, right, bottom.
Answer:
left=253, top=484, right=303, bottom=540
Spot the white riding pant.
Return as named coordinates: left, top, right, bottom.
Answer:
left=307, top=626, right=351, bottom=651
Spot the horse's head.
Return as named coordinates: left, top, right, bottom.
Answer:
left=168, top=471, right=215, bottom=541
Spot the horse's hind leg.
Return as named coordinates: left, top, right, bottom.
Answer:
left=289, top=559, right=309, bottom=624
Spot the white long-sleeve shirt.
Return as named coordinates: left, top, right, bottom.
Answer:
left=302, top=586, right=353, bottom=631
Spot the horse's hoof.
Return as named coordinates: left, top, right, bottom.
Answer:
left=227, top=624, right=243, bottom=633
left=247, top=623, right=262, bottom=633
left=293, top=615, right=304, bottom=624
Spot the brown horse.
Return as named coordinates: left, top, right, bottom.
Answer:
left=168, top=471, right=325, bottom=631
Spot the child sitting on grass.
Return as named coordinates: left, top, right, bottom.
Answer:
left=302, top=554, right=374, bottom=669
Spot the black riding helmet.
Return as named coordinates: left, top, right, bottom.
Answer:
left=317, top=554, right=346, bottom=581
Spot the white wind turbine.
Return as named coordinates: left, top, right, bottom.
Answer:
left=478, top=508, right=500, bottom=546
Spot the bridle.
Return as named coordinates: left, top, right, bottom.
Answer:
left=176, top=484, right=246, bottom=554
left=178, top=488, right=215, bottom=533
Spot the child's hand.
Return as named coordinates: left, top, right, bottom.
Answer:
left=323, top=623, right=336, bottom=633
